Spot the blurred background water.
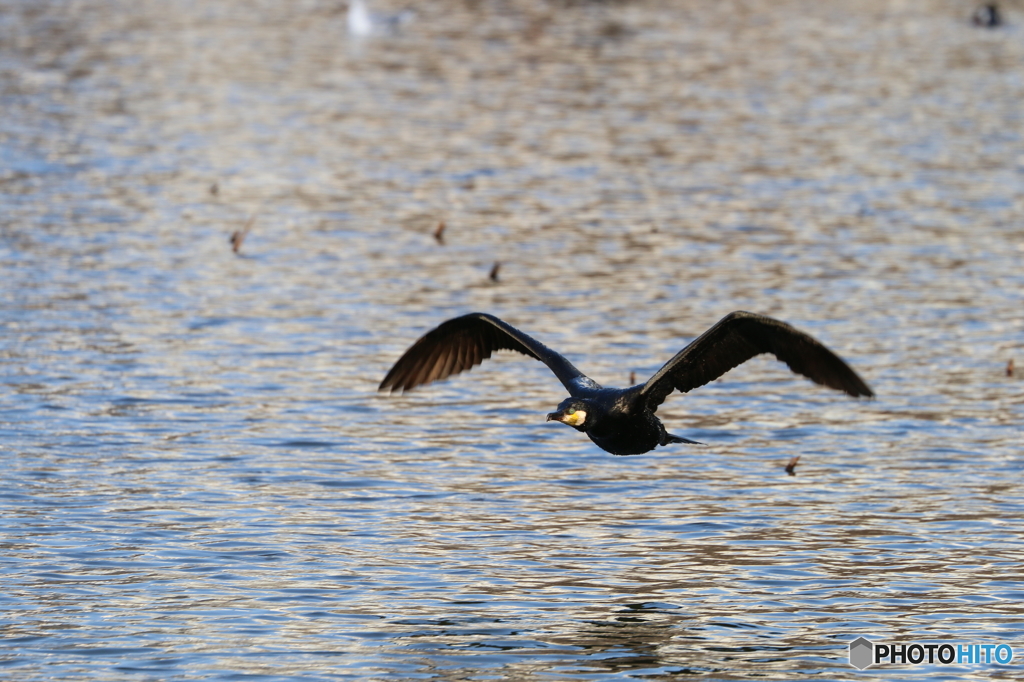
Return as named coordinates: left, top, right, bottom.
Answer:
left=1, top=0, right=1022, bottom=679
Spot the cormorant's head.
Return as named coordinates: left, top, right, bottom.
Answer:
left=546, top=398, right=592, bottom=432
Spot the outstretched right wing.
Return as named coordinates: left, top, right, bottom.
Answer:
left=379, top=313, right=595, bottom=395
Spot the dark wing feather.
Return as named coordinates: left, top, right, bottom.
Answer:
left=379, top=313, right=591, bottom=394
left=640, top=311, right=873, bottom=409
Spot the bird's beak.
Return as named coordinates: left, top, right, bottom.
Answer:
left=548, top=410, right=586, bottom=426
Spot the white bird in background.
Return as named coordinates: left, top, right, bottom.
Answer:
left=347, top=0, right=373, bottom=37
left=347, top=0, right=415, bottom=38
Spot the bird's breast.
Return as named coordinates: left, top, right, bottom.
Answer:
left=586, top=411, right=663, bottom=456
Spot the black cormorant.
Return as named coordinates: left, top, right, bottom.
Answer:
left=379, top=312, right=873, bottom=455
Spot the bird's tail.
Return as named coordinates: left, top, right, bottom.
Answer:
left=664, top=432, right=704, bottom=446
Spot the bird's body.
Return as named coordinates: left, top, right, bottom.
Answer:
left=379, top=312, right=872, bottom=455
left=541, top=386, right=700, bottom=455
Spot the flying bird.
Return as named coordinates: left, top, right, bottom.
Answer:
left=379, top=312, right=872, bottom=455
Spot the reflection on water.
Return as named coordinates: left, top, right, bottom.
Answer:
left=1, top=0, right=1022, bottom=679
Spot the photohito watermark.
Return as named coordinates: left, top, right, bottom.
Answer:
left=849, top=637, right=1014, bottom=670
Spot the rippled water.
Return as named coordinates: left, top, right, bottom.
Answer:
left=2, top=0, right=1023, bottom=679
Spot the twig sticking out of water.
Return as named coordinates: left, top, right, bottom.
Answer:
left=1008, top=359, right=1015, bottom=377
left=785, top=456, right=800, bottom=476
left=629, top=371, right=636, bottom=385
left=638, top=167, right=662, bottom=233
left=489, top=262, right=501, bottom=283
left=434, top=220, right=446, bottom=245
left=230, top=214, right=256, bottom=254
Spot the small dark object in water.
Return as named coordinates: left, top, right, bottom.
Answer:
left=434, top=220, right=446, bottom=245
left=972, top=4, right=1001, bottom=27
left=599, top=20, right=629, bottom=40
left=210, top=182, right=219, bottom=196
left=1008, top=359, right=1015, bottom=377
left=785, top=456, right=800, bottom=476
left=629, top=371, right=636, bottom=385
left=489, top=262, right=501, bottom=282
left=230, top=214, right=256, bottom=254
left=380, top=312, right=873, bottom=455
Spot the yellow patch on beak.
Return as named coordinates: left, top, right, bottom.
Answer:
left=564, top=410, right=587, bottom=427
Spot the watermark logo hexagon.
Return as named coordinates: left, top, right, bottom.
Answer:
left=849, top=637, right=874, bottom=669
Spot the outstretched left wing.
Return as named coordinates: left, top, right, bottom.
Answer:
left=640, top=311, right=873, bottom=410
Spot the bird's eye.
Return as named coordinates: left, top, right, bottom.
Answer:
left=567, top=408, right=576, bottom=415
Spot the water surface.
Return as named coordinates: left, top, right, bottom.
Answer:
left=1, top=0, right=1022, bottom=679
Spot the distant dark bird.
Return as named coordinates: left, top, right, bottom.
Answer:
left=379, top=312, right=873, bottom=455
left=1008, top=358, right=1015, bottom=377
left=489, top=262, right=501, bottom=282
left=973, top=3, right=1002, bottom=27
left=785, top=455, right=801, bottom=476
left=434, top=220, right=446, bottom=245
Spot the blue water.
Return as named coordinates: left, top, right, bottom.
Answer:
left=2, top=1, right=1022, bottom=679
